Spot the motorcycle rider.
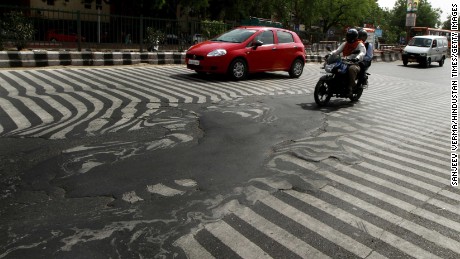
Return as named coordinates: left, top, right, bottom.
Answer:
left=330, top=28, right=366, bottom=98
left=358, top=29, right=373, bottom=86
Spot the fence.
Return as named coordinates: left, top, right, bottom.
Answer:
left=0, top=5, right=236, bottom=51
left=1, top=5, right=340, bottom=52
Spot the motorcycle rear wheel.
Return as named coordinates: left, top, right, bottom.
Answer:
left=314, top=80, right=331, bottom=106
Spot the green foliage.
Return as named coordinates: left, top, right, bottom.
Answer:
left=201, top=20, right=227, bottom=38
left=144, top=27, right=165, bottom=51
left=0, top=11, right=34, bottom=50
left=442, top=15, right=452, bottom=30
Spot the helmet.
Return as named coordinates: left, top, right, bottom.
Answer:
left=358, top=30, right=368, bottom=41
left=346, top=28, right=358, bottom=43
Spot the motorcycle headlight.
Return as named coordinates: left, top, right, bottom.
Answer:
left=207, top=49, right=227, bottom=57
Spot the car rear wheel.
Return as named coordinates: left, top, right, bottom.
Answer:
left=289, top=58, right=304, bottom=78
left=228, top=58, right=248, bottom=80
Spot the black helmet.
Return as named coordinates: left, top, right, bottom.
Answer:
left=358, top=30, right=368, bottom=41
left=346, top=28, right=358, bottom=43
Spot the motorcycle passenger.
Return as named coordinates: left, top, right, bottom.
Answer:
left=358, top=29, right=373, bottom=86
left=330, top=28, right=366, bottom=97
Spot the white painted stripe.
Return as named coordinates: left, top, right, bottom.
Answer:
left=76, top=68, right=163, bottom=103
left=105, top=68, right=200, bottom=103
left=174, top=234, right=215, bottom=259
left=353, top=161, right=460, bottom=202
left=0, top=72, right=72, bottom=134
left=205, top=220, right=273, bottom=259
left=274, top=155, right=460, bottom=241
left=347, top=133, right=448, bottom=166
left=285, top=190, right=438, bottom=259
left=260, top=194, right=375, bottom=258
left=322, top=160, right=460, bottom=216
left=0, top=97, right=32, bottom=131
left=358, top=131, right=447, bottom=161
left=25, top=71, right=105, bottom=139
left=323, top=186, right=460, bottom=256
left=346, top=146, right=446, bottom=184
left=52, top=69, right=127, bottom=133
left=234, top=206, right=329, bottom=259
left=342, top=138, right=446, bottom=175
left=126, top=68, right=223, bottom=103
left=372, top=127, right=447, bottom=152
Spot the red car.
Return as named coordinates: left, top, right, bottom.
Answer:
left=46, top=30, right=85, bottom=42
left=185, top=26, right=305, bottom=80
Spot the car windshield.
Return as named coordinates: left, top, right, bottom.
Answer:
left=408, top=38, right=432, bottom=47
left=212, top=29, right=257, bottom=43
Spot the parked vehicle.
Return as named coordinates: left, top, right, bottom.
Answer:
left=46, top=29, right=85, bottom=42
left=402, top=35, right=448, bottom=68
left=314, top=49, right=368, bottom=106
left=185, top=26, right=305, bottom=80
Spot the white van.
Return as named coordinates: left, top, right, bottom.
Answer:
left=402, top=35, right=448, bottom=67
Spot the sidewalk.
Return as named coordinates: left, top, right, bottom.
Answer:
left=0, top=49, right=402, bottom=68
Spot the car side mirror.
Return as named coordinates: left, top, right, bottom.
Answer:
left=252, top=40, right=263, bottom=49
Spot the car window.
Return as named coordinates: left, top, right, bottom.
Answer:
left=213, top=29, right=257, bottom=43
left=277, top=31, right=294, bottom=44
left=255, top=30, right=274, bottom=45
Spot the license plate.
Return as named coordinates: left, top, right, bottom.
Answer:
left=408, top=58, right=416, bottom=62
left=188, top=59, right=200, bottom=65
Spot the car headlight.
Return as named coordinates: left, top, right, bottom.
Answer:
left=207, top=49, right=227, bottom=57
left=420, top=53, right=427, bottom=56
left=403, top=51, right=408, bottom=54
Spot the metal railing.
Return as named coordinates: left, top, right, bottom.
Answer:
left=0, top=5, right=236, bottom=51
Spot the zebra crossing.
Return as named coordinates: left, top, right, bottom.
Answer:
left=1, top=64, right=458, bottom=258
left=173, top=72, right=460, bottom=258
left=0, top=66, right=315, bottom=139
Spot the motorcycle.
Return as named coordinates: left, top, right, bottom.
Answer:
left=314, top=48, right=369, bottom=106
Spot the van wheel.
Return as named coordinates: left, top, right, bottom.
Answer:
left=424, top=58, right=431, bottom=68
left=403, top=59, right=408, bottom=66
left=439, top=57, right=445, bottom=67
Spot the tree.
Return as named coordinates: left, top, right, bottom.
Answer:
left=380, top=0, right=442, bottom=44
left=0, top=11, right=34, bottom=50
left=313, top=0, right=378, bottom=37
left=442, top=15, right=452, bottom=30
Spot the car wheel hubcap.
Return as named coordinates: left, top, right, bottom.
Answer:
left=294, top=61, right=303, bottom=75
left=233, top=62, right=244, bottom=78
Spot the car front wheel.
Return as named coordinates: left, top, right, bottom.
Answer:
left=289, top=58, right=304, bottom=78
left=228, top=58, right=248, bottom=80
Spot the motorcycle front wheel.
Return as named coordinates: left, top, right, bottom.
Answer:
left=314, top=79, right=331, bottom=106
left=350, top=88, right=363, bottom=101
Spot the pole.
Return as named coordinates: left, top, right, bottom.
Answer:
left=77, top=11, right=81, bottom=51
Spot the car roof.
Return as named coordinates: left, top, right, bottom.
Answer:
left=413, top=35, right=447, bottom=39
left=236, top=26, right=290, bottom=31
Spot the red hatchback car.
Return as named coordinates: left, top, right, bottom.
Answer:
left=46, top=29, right=86, bottom=42
left=185, top=26, right=305, bottom=80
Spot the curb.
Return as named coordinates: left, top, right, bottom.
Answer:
left=0, top=51, right=184, bottom=68
left=0, top=50, right=401, bottom=68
